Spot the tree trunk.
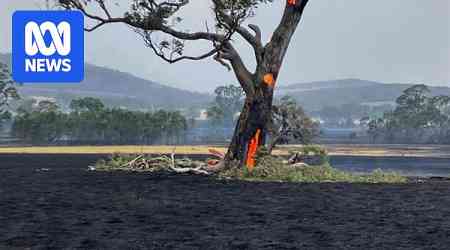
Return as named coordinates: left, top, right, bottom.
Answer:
left=224, top=1, right=310, bottom=168
left=225, top=84, right=274, bottom=168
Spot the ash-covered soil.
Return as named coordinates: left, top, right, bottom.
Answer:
left=1, top=154, right=450, bottom=250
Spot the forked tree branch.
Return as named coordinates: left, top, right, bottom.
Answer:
left=212, top=0, right=264, bottom=63
left=58, top=0, right=256, bottom=95
left=264, top=0, right=309, bottom=71
left=138, top=31, right=222, bottom=64
left=83, top=17, right=126, bottom=32
left=60, top=0, right=225, bottom=41
left=247, top=24, right=262, bottom=47
left=215, top=42, right=254, bottom=95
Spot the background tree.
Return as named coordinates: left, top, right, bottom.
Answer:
left=267, top=96, right=318, bottom=152
left=70, top=97, right=105, bottom=113
left=207, top=85, right=244, bottom=127
left=366, top=84, right=450, bottom=144
left=0, top=62, right=19, bottom=122
left=13, top=99, right=66, bottom=143
left=56, top=0, right=311, bottom=166
left=67, top=97, right=106, bottom=143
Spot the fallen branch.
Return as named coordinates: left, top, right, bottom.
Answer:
left=120, top=154, right=143, bottom=168
left=169, top=148, right=210, bottom=175
left=100, top=150, right=212, bottom=175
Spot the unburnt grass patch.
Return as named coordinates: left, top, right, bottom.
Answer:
left=220, top=147, right=406, bottom=183
left=95, top=147, right=407, bottom=183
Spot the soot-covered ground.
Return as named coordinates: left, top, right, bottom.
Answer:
left=1, top=154, right=450, bottom=250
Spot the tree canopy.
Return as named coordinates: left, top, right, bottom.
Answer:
left=207, top=85, right=244, bottom=126
left=0, top=62, right=19, bottom=122
left=367, top=85, right=450, bottom=144
left=268, top=95, right=319, bottom=151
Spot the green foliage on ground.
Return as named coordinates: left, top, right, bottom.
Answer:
left=96, top=146, right=407, bottom=184
left=220, top=147, right=407, bottom=183
left=223, top=159, right=406, bottom=183
left=95, top=153, right=173, bottom=172
left=291, top=144, right=329, bottom=165
left=95, top=153, right=139, bottom=170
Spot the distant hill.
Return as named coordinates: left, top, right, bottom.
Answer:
left=278, top=79, right=450, bottom=111
left=0, top=53, right=211, bottom=110
left=3, top=53, right=449, bottom=112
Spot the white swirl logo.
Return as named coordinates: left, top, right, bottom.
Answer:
left=25, top=21, right=71, bottom=56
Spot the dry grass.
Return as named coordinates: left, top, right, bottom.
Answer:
left=0, top=145, right=226, bottom=154
left=1, top=144, right=449, bottom=158
left=279, top=144, right=450, bottom=158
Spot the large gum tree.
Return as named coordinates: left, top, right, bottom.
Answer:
left=57, top=0, right=310, bottom=167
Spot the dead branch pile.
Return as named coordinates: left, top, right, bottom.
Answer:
left=93, top=148, right=324, bottom=175
left=93, top=147, right=229, bottom=175
left=111, top=153, right=211, bottom=175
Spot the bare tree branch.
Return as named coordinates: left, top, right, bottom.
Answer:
left=216, top=42, right=254, bottom=95
left=60, top=0, right=226, bottom=41
left=97, top=0, right=111, bottom=19
left=84, top=17, right=126, bottom=32
left=265, top=0, right=309, bottom=70
left=247, top=24, right=262, bottom=47
left=214, top=54, right=232, bottom=71
left=139, top=31, right=221, bottom=64
left=212, top=0, right=264, bottom=62
left=58, top=0, right=256, bottom=94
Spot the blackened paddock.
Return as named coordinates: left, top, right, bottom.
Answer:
left=1, top=154, right=450, bottom=249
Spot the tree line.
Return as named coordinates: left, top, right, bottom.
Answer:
left=365, top=84, right=450, bottom=144
left=11, top=97, right=187, bottom=145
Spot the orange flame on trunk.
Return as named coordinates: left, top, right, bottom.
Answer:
left=263, top=73, right=275, bottom=88
left=246, top=129, right=261, bottom=172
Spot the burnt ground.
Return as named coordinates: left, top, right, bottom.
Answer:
left=1, top=154, right=450, bottom=250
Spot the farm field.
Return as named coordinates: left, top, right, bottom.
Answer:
left=0, top=145, right=221, bottom=155
left=1, top=154, right=450, bottom=249
left=1, top=144, right=449, bottom=176
left=1, top=144, right=450, bottom=158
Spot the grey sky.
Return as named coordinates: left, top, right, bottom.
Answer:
left=1, top=0, right=449, bottom=93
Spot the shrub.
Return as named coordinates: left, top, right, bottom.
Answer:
left=221, top=149, right=407, bottom=183
left=95, top=153, right=138, bottom=170
left=97, top=151, right=407, bottom=184
left=288, top=145, right=329, bottom=165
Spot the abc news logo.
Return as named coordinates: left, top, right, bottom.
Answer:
left=25, top=21, right=71, bottom=72
left=12, top=11, right=84, bottom=83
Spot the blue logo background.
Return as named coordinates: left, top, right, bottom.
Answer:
left=12, top=11, right=84, bottom=83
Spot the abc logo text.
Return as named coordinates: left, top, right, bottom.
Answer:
left=12, top=11, right=84, bottom=83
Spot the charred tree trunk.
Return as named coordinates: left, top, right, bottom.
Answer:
left=224, top=0, right=309, bottom=168
left=225, top=84, right=274, bottom=166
